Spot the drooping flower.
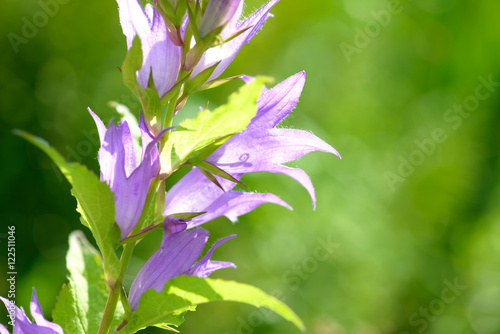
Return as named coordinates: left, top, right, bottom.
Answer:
left=205, top=71, right=340, bottom=208
left=128, top=218, right=235, bottom=310
left=163, top=72, right=340, bottom=227
left=116, top=0, right=181, bottom=97
left=116, top=0, right=278, bottom=95
left=190, top=0, right=279, bottom=81
left=0, top=288, right=63, bottom=334
left=89, top=109, right=166, bottom=240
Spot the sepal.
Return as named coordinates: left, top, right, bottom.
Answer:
left=183, top=61, right=221, bottom=95
left=200, top=75, right=241, bottom=91
left=190, top=159, right=244, bottom=191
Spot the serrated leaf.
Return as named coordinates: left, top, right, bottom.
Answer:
left=159, top=77, right=270, bottom=176
left=200, top=75, right=240, bottom=91
left=15, top=130, right=120, bottom=281
left=53, top=231, right=124, bottom=334
left=117, top=276, right=305, bottom=333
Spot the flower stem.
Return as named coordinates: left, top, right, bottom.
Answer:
left=98, top=241, right=135, bottom=334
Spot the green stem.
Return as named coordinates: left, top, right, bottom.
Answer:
left=98, top=242, right=135, bottom=334
left=162, top=90, right=182, bottom=145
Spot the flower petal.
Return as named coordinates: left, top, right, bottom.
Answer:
left=200, top=73, right=340, bottom=209
left=88, top=108, right=107, bottom=144
left=90, top=111, right=165, bottom=239
left=250, top=71, right=305, bottom=129
left=0, top=324, right=8, bottom=334
left=0, top=293, right=62, bottom=334
left=189, top=190, right=292, bottom=228
left=113, top=129, right=162, bottom=239
left=29, top=288, right=63, bottom=333
left=136, top=4, right=181, bottom=96
left=128, top=220, right=208, bottom=310
left=186, top=234, right=237, bottom=277
left=208, top=128, right=339, bottom=168
left=164, top=168, right=291, bottom=228
left=192, top=0, right=279, bottom=80
left=116, top=0, right=151, bottom=49
left=205, top=126, right=339, bottom=208
left=117, top=0, right=181, bottom=96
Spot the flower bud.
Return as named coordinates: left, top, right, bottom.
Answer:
left=198, top=0, right=241, bottom=38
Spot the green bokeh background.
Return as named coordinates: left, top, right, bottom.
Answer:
left=1, top=0, right=500, bottom=333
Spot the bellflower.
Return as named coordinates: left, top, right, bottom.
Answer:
left=128, top=218, right=235, bottom=310
left=191, top=0, right=279, bottom=81
left=89, top=109, right=165, bottom=240
left=164, top=72, right=340, bottom=227
left=205, top=71, right=340, bottom=208
left=117, top=0, right=278, bottom=95
left=0, top=289, right=63, bottom=334
left=116, top=0, right=181, bottom=97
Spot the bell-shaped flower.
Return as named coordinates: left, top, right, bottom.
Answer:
left=191, top=0, right=279, bottom=81
left=89, top=109, right=166, bottom=240
left=116, top=0, right=181, bottom=97
left=0, top=288, right=63, bottom=334
left=163, top=72, right=339, bottom=227
left=205, top=72, right=340, bottom=209
left=128, top=218, right=235, bottom=310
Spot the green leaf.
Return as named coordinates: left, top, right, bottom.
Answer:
left=191, top=159, right=244, bottom=188
left=200, top=75, right=241, bottom=91
left=122, top=37, right=162, bottom=128
left=159, top=77, right=271, bottom=177
left=183, top=61, right=220, bottom=95
left=167, top=212, right=207, bottom=219
left=53, top=231, right=124, bottom=334
left=14, top=130, right=120, bottom=281
left=117, top=276, right=305, bottom=333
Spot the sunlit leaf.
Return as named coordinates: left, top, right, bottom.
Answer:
left=118, top=276, right=305, bottom=333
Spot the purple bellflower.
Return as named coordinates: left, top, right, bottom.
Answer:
left=0, top=288, right=63, bottom=334
left=116, top=0, right=181, bottom=97
left=116, top=0, right=278, bottom=95
left=89, top=109, right=166, bottom=240
left=205, top=71, right=340, bottom=208
left=128, top=218, right=235, bottom=310
left=164, top=72, right=340, bottom=227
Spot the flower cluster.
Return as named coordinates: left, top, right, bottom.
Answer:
left=4, top=0, right=339, bottom=333
left=89, top=72, right=339, bottom=310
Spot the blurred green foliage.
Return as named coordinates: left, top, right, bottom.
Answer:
left=1, top=0, right=500, bottom=333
